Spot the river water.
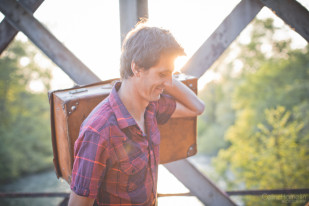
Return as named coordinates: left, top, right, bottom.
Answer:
left=0, top=169, right=70, bottom=206
left=0, top=155, right=242, bottom=206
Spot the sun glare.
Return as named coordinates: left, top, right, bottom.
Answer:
left=19, top=57, right=30, bottom=67
left=28, top=80, right=45, bottom=93
left=174, top=56, right=188, bottom=73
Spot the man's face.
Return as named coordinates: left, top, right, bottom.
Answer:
left=136, top=55, right=175, bottom=102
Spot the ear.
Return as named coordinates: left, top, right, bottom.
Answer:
left=131, top=61, right=141, bottom=77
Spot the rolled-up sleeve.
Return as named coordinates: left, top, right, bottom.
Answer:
left=155, top=94, right=176, bottom=125
left=70, top=130, right=109, bottom=199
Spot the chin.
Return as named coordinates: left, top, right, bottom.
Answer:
left=155, top=95, right=161, bottom=101
left=150, top=94, right=161, bottom=102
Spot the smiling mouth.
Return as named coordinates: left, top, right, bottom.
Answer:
left=156, top=87, right=164, bottom=93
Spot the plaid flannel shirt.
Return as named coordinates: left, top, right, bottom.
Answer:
left=70, top=81, right=176, bottom=206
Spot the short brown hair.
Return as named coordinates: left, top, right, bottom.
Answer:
left=120, top=23, right=185, bottom=79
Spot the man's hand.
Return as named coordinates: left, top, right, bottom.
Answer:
left=68, top=191, right=95, bottom=206
left=164, top=77, right=205, bottom=118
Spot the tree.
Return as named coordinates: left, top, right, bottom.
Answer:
left=0, top=39, right=53, bottom=183
left=197, top=62, right=237, bottom=156
left=210, top=18, right=309, bottom=205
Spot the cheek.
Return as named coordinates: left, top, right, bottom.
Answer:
left=144, top=78, right=157, bottom=87
left=143, top=82, right=158, bottom=97
left=140, top=74, right=162, bottom=95
left=141, top=79, right=153, bottom=94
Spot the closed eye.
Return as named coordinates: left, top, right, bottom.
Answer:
left=159, top=73, right=167, bottom=78
left=159, top=71, right=172, bottom=78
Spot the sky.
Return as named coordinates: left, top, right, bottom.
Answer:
left=1, top=0, right=308, bottom=91
left=31, top=0, right=243, bottom=90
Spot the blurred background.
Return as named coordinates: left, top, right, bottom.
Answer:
left=0, top=0, right=308, bottom=205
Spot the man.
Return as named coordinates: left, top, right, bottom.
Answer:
left=68, top=23, right=205, bottom=206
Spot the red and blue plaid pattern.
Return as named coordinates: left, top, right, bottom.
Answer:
left=71, top=82, right=176, bottom=206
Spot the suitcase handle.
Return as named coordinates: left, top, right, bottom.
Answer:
left=69, top=88, right=88, bottom=94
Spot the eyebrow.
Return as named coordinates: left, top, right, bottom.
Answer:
left=160, top=70, right=173, bottom=75
left=160, top=66, right=174, bottom=73
left=163, top=69, right=173, bottom=73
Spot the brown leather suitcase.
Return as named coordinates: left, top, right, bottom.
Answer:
left=49, top=74, right=197, bottom=183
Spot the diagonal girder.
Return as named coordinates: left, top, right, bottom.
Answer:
left=164, top=159, right=237, bottom=206
left=181, top=0, right=264, bottom=78
left=0, top=0, right=100, bottom=85
left=259, top=0, right=309, bottom=43
left=0, top=0, right=44, bottom=55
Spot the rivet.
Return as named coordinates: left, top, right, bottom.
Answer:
left=187, top=144, right=196, bottom=157
left=71, top=105, right=76, bottom=111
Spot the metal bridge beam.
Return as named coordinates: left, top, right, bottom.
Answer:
left=181, top=0, right=264, bottom=78
left=259, top=0, right=309, bottom=43
left=164, top=159, right=236, bottom=206
left=0, top=0, right=44, bottom=54
left=119, top=0, right=148, bottom=44
left=0, top=0, right=100, bottom=85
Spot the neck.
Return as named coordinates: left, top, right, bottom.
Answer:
left=118, top=79, right=149, bottom=122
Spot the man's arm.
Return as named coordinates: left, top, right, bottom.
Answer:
left=68, top=191, right=95, bottom=206
left=164, top=77, right=205, bottom=118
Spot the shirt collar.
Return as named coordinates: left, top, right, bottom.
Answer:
left=109, top=81, right=137, bottom=129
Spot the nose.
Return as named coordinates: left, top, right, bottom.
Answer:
left=163, top=74, right=173, bottom=87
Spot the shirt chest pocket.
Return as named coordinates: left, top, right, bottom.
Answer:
left=111, top=137, right=148, bottom=192
left=118, top=153, right=148, bottom=192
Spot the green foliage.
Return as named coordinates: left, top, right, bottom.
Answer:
left=197, top=17, right=309, bottom=205
left=197, top=65, right=237, bottom=156
left=217, top=105, right=309, bottom=206
left=0, top=40, right=53, bottom=183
